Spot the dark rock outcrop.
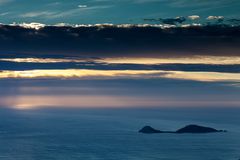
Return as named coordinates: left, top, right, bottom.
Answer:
left=139, top=126, right=163, bottom=134
left=176, top=125, right=220, bottom=133
left=139, top=124, right=226, bottom=134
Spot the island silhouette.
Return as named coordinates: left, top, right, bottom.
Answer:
left=139, top=125, right=227, bottom=134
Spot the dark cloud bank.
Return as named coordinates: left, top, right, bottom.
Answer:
left=0, top=24, right=240, bottom=57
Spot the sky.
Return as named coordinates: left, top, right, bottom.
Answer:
left=0, top=0, right=240, bottom=24
left=0, top=1, right=240, bottom=110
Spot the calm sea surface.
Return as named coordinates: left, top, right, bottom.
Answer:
left=0, top=107, right=240, bottom=160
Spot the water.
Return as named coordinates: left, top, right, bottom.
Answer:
left=0, top=107, right=240, bottom=160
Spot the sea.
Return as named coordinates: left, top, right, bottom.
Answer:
left=0, top=107, right=239, bottom=160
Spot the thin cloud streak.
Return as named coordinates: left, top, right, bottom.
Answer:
left=0, top=69, right=240, bottom=82
left=2, top=56, right=240, bottom=65
left=20, top=11, right=56, bottom=18
left=98, top=56, right=240, bottom=65
left=43, top=5, right=112, bottom=19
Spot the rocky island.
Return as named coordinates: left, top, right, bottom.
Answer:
left=139, top=125, right=226, bottom=134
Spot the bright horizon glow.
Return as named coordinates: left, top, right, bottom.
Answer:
left=1, top=95, right=240, bottom=110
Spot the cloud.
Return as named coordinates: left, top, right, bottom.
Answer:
left=17, top=4, right=112, bottom=20
left=0, top=69, right=240, bottom=83
left=1, top=56, right=240, bottom=74
left=160, top=17, right=186, bottom=25
left=0, top=12, right=9, bottom=16
left=20, top=11, right=55, bottom=18
left=46, top=5, right=112, bottom=19
left=144, top=16, right=186, bottom=25
left=188, top=15, right=200, bottom=20
left=10, top=22, right=46, bottom=30
left=207, top=16, right=224, bottom=20
left=206, top=16, right=225, bottom=24
left=99, top=56, right=240, bottom=65
left=0, top=23, right=240, bottom=57
left=78, top=5, right=88, bottom=8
